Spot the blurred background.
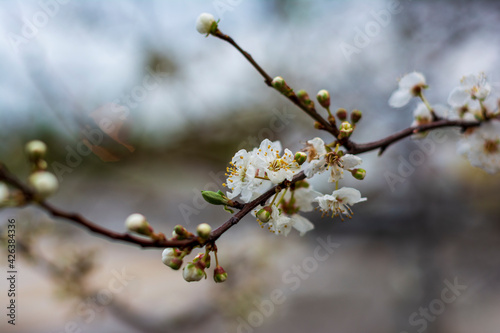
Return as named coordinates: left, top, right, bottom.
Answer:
left=1, top=0, right=500, bottom=332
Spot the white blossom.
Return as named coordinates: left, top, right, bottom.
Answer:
left=225, top=148, right=269, bottom=203
left=304, top=137, right=328, bottom=178
left=254, top=139, right=300, bottom=184
left=328, top=154, right=362, bottom=182
left=457, top=120, right=500, bottom=174
left=314, top=187, right=367, bottom=220
left=449, top=73, right=491, bottom=106
left=196, top=13, right=216, bottom=34
left=389, top=72, right=427, bottom=108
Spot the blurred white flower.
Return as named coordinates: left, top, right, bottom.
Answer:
left=389, top=72, right=427, bottom=108
left=457, top=120, right=500, bottom=174
left=196, top=13, right=217, bottom=35
left=314, top=187, right=367, bottom=220
left=448, top=73, right=492, bottom=107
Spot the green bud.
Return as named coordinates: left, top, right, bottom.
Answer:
left=201, top=190, right=229, bottom=206
left=351, top=168, right=366, bottom=180
left=316, top=89, right=330, bottom=109
left=351, top=109, right=362, bottom=123
left=197, top=223, right=212, bottom=239
left=272, top=76, right=293, bottom=96
left=193, top=253, right=211, bottom=269
left=336, top=108, right=347, bottom=121
left=338, top=121, right=353, bottom=139
left=173, top=225, right=190, bottom=239
left=294, top=152, right=307, bottom=165
left=214, top=266, right=228, bottom=283
left=314, top=121, right=325, bottom=130
left=328, top=115, right=336, bottom=126
left=256, top=206, right=272, bottom=223
left=297, top=90, right=315, bottom=109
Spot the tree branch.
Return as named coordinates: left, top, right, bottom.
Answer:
left=347, top=119, right=480, bottom=155
left=213, top=30, right=341, bottom=139
left=0, top=162, right=304, bottom=249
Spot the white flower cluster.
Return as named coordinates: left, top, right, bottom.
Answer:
left=224, top=138, right=367, bottom=237
left=389, top=72, right=500, bottom=174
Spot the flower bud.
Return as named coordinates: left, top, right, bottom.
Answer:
left=125, top=213, right=152, bottom=236
left=173, top=225, right=190, bottom=239
left=28, top=171, right=59, bottom=198
left=196, top=13, right=218, bottom=35
left=316, top=90, right=330, bottom=109
left=214, top=266, right=228, bottom=283
left=183, top=263, right=205, bottom=282
left=201, top=190, right=229, bottom=206
left=272, top=76, right=293, bottom=95
left=338, top=121, right=353, bottom=139
left=256, top=206, right=272, bottom=223
left=25, top=140, right=47, bottom=160
left=197, top=223, right=212, bottom=239
left=350, top=168, right=366, bottom=180
left=350, top=109, right=362, bottom=123
left=294, top=180, right=310, bottom=189
left=162, top=248, right=183, bottom=270
left=193, top=252, right=211, bottom=269
left=297, top=90, right=314, bottom=109
left=336, top=108, right=347, bottom=121
left=294, top=152, right=307, bottom=165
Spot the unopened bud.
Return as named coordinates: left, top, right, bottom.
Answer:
left=125, top=213, right=152, bottom=236
left=162, top=248, right=183, bottom=270
left=338, top=121, right=353, bottom=139
left=272, top=76, right=293, bottom=96
left=197, top=223, right=212, bottom=239
left=350, top=109, right=362, bottom=123
left=173, top=225, right=190, bottom=239
left=294, top=152, right=307, bottom=165
left=28, top=171, right=59, bottom=199
left=351, top=168, right=366, bottom=180
left=201, top=190, right=229, bottom=206
left=214, top=266, right=228, bottom=283
left=297, top=90, right=314, bottom=109
left=256, top=206, right=272, bottom=223
left=193, top=252, right=211, bottom=269
left=25, top=140, right=47, bottom=160
left=336, top=108, right=347, bottom=121
left=294, top=180, right=310, bottom=189
left=183, top=263, right=205, bottom=282
left=316, top=90, right=330, bottom=109
left=196, top=13, right=218, bottom=35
